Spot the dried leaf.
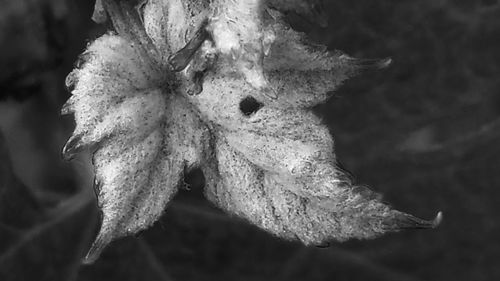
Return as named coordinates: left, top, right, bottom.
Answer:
left=199, top=85, right=441, bottom=244
left=63, top=0, right=441, bottom=263
left=183, top=1, right=440, bottom=244
left=264, top=16, right=391, bottom=107
left=62, top=33, right=207, bottom=263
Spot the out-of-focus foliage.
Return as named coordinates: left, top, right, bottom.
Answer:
left=1, top=0, right=499, bottom=281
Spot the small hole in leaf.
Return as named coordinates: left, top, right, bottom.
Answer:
left=239, top=96, right=263, bottom=116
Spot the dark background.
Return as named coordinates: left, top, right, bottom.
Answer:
left=1, top=0, right=499, bottom=280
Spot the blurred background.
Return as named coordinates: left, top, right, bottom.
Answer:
left=1, top=0, right=499, bottom=280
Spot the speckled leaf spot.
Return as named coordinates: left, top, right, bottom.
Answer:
left=62, top=0, right=441, bottom=264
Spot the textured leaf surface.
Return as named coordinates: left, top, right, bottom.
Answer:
left=208, top=0, right=270, bottom=92
left=201, top=88, right=439, bottom=244
left=62, top=0, right=440, bottom=262
left=180, top=0, right=439, bottom=244
left=264, top=16, right=391, bottom=108
left=63, top=33, right=192, bottom=263
left=2, top=0, right=498, bottom=280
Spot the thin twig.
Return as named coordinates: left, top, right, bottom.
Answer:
left=317, top=246, right=428, bottom=281
left=409, top=117, right=500, bottom=154
left=0, top=192, right=92, bottom=264
left=169, top=201, right=427, bottom=281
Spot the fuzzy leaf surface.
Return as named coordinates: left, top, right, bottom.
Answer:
left=62, top=33, right=209, bottom=263
left=61, top=0, right=441, bottom=262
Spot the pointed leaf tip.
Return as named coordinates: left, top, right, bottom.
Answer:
left=82, top=234, right=110, bottom=265
left=385, top=211, right=443, bottom=231
left=60, top=102, right=72, bottom=116
left=350, top=56, right=392, bottom=70
left=433, top=211, right=443, bottom=228
left=377, top=57, right=392, bottom=69
left=62, top=134, right=84, bottom=161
